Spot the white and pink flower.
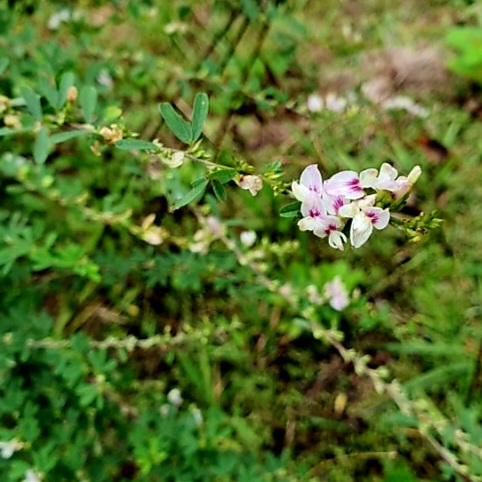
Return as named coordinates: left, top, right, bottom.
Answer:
left=291, top=162, right=420, bottom=250
left=359, top=163, right=421, bottom=199
left=338, top=196, right=390, bottom=248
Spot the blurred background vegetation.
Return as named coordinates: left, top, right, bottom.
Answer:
left=0, top=0, right=481, bottom=481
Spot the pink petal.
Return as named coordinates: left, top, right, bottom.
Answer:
left=324, top=171, right=364, bottom=200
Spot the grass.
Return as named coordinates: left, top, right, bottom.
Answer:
left=1, top=0, right=482, bottom=481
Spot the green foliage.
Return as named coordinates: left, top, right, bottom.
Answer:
left=446, top=27, right=482, bottom=83
left=0, top=1, right=481, bottom=482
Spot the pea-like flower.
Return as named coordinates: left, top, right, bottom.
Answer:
left=237, top=175, right=263, bottom=196
left=338, top=196, right=390, bottom=248
left=323, top=276, right=350, bottom=311
left=360, top=163, right=421, bottom=199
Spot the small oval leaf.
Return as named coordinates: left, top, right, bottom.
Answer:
left=79, top=85, right=98, bottom=123
left=209, top=168, right=237, bottom=184
left=172, top=179, right=209, bottom=211
left=21, top=87, right=42, bottom=120
left=115, top=139, right=158, bottom=151
left=34, top=127, right=51, bottom=164
left=159, top=102, right=192, bottom=144
left=191, top=92, right=209, bottom=142
left=58, top=71, right=76, bottom=109
left=212, top=180, right=227, bottom=202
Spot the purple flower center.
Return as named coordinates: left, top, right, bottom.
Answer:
left=325, top=223, right=337, bottom=235
left=366, top=211, right=379, bottom=224
left=347, top=178, right=363, bottom=193
left=309, top=207, right=321, bottom=218
left=332, top=197, right=344, bottom=214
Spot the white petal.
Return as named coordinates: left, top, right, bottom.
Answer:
left=300, top=164, right=323, bottom=194
left=350, top=213, right=373, bottom=248
left=379, top=163, right=398, bottom=181
left=291, top=181, right=312, bottom=203
left=313, top=228, right=328, bottom=239
left=338, top=202, right=358, bottom=218
left=407, top=165, right=422, bottom=184
left=359, top=168, right=378, bottom=189
left=328, top=231, right=347, bottom=250
left=392, top=179, right=411, bottom=198
left=298, top=217, right=324, bottom=232
left=357, top=194, right=377, bottom=208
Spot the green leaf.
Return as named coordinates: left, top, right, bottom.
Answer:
left=209, top=168, right=237, bottom=184
left=279, top=201, right=301, bottom=218
left=21, top=87, right=42, bottom=120
left=58, top=71, right=76, bottom=109
left=159, top=102, right=192, bottom=144
left=77, top=384, right=99, bottom=407
left=212, top=180, right=227, bottom=202
left=79, top=85, right=97, bottom=122
left=38, top=76, right=59, bottom=110
left=191, top=92, right=209, bottom=141
left=172, top=179, right=209, bottom=211
left=50, top=130, right=91, bottom=144
left=0, top=127, right=32, bottom=137
left=240, top=0, right=259, bottom=19
left=0, top=57, right=9, bottom=75
left=115, top=139, right=158, bottom=151
left=33, top=127, right=50, bottom=164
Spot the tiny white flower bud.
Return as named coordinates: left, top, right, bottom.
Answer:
left=167, top=388, right=183, bottom=407
left=162, top=151, right=185, bottom=168
left=191, top=406, right=203, bottom=426
left=240, top=230, right=257, bottom=247
left=0, top=440, right=23, bottom=459
left=307, top=94, right=323, bottom=113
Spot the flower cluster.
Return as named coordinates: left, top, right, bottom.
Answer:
left=292, top=163, right=421, bottom=250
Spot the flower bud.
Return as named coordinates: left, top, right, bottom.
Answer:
left=3, top=114, right=21, bottom=129
left=240, top=230, right=257, bottom=247
left=99, top=124, right=123, bottom=144
left=237, top=175, right=263, bottom=196
left=67, top=86, right=78, bottom=104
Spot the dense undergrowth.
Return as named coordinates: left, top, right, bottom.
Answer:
left=0, top=1, right=482, bottom=481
